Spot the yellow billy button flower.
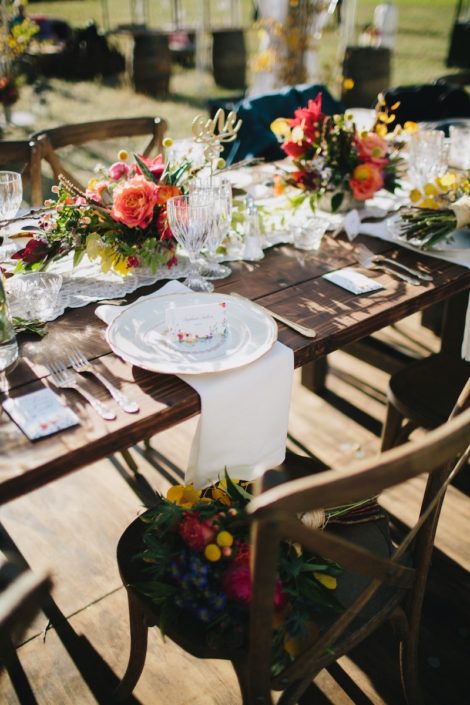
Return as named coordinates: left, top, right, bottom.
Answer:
left=424, top=183, right=439, bottom=197
left=409, top=188, right=422, bottom=203
left=162, top=137, right=173, bottom=148
left=313, top=572, right=337, bottom=590
left=404, top=121, right=418, bottom=134
left=204, top=544, right=222, bottom=562
left=217, top=158, right=226, bottom=170
left=342, top=77, right=354, bottom=91
left=118, top=150, right=129, bottom=161
left=216, top=530, right=234, bottom=547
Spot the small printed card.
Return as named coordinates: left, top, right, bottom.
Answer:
left=166, top=301, right=228, bottom=345
left=3, top=387, right=80, bottom=441
left=323, top=268, right=385, bottom=295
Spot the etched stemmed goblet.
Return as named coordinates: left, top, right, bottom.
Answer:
left=0, top=171, right=23, bottom=222
left=167, top=194, right=214, bottom=292
left=189, top=177, right=232, bottom=280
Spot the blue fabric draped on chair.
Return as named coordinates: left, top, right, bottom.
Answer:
left=215, top=84, right=344, bottom=166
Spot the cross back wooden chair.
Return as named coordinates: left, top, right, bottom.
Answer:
left=0, top=139, right=41, bottom=208
left=29, top=116, right=168, bottom=205
left=115, top=380, right=470, bottom=705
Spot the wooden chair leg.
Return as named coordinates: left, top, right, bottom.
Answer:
left=143, top=437, right=152, bottom=451
left=381, top=402, right=405, bottom=451
left=114, top=590, right=149, bottom=701
left=120, top=448, right=139, bottom=474
left=399, top=631, right=425, bottom=705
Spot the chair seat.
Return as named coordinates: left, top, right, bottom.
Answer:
left=388, top=353, right=470, bottom=429
left=117, top=503, right=407, bottom=672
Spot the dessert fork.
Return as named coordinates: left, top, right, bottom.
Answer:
left=230, top=292, right=317, bottom=338
left=48, top=361, right=116, bottom=420
left=69, top=351, right=139, bottom=413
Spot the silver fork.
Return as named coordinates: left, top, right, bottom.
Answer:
left=355, top=249, right=421, bottom=286
left=69, top=351, right=139, bottom=414
left=230, top=292, right=317, bottom=338
left=48, top=361, right=117, bottom=421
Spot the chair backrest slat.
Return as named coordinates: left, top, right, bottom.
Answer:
left=246, top=403, right=470, bottom=700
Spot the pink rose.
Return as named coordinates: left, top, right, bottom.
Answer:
left=86, top=181, right=110, bottom=204
left=111, top=175, right=159, bottom=229
left=178, top=512, right=215, bottom=552
left=108, top=161, right=130, bottom=180
left=350, top=162, right=384, bottom=201
left=356, top=133, right=388, bottom=166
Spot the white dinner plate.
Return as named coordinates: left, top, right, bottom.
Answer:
left=106, top=292, right=278, bottom=375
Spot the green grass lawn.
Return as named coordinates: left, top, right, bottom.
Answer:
left=4, top=1, right=462, bottom=143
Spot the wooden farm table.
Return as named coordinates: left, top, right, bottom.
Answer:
left=1, top=233, right=469, bottom=504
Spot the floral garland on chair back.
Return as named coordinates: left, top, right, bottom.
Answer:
left=271, top=93, right=402, bottom=212
left=12, top=150, right=191, bottom=276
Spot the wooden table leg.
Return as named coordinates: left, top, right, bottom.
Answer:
left=301, top=358, right=328, bottom=394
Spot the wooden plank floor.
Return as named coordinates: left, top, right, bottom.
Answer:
left=1, top=315, right=468, bottom=705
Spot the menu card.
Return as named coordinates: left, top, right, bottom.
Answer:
left=3, top=388, right=80, bottom=440
left=166, top=301, right=228, bottom=345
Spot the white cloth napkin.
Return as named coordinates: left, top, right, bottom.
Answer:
left=354, top=218, right=470, bottom=362
left=96, top=281, right=294, bottom=488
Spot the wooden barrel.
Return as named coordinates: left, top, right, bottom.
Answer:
left=128, top=32, right=171, bottom=97
left=212, top=29, right=246, bottom=90
left=341, top=46, right=391, bottom=108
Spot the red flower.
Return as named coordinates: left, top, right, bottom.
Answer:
left=282, top=140, right=309, bottom=159
left=135, top=153, right=165, bottom=180
left=11, top=239, right=49, bottom=265
left=127, top=255, right=140, bottom=268
left=291, top=169, right=321, bottom=191
left=178, top=512, right=215, bottom=551
left=289, top=94, right=324, bottom=142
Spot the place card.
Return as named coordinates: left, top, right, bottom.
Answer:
left=166, top=301, right=228, bottom=345
left=3, top=387, right=80, bottom=441
left=323, top=268, right=385, bottom=295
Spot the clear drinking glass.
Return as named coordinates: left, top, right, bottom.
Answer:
left=167, top=194, right=214, bottom=292
left=0, top=171, right=23, bottom=221
left=189, top=177, right=233, bottom=280
left=448, top=125, right=470, bottom=171
left=408, top=130, right=447, bottom=188
left=0, top=272, right=18, bottom=373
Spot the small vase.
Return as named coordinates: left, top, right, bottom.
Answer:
left=318, top=190, right=362, bottom=214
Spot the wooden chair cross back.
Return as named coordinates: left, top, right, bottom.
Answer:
left=29, top=116, right=168, bottom=205
left=116, top=381, right=470, bottom=705
left=0, top=139, right=41, bottom=206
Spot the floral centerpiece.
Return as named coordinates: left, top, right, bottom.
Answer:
left=11, top=150, right=194, bottom=275
left=271, top=93, right=402, bottom=213
left=133, top=472, right=383, bottom=675
left=394, top=172, right=470, bottom=250
left=0, top=2, right=38, bottom=116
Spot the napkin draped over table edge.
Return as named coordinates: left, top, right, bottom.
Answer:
left=95, top=281, right=294, bottom=488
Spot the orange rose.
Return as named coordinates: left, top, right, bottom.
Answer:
left=155, top=184, right=181, bottom=205
left=111, top=175, right=159, bottom=229
left=350, top=162, right=384, bottom=201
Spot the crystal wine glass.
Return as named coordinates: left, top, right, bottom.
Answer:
left=0, top=171, right=23, bottom=222
left=167, top=194, right=214, bottom=292
left=189, top=177, right=233, bottom=280
left=408, top=130, right=447, bottom=189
